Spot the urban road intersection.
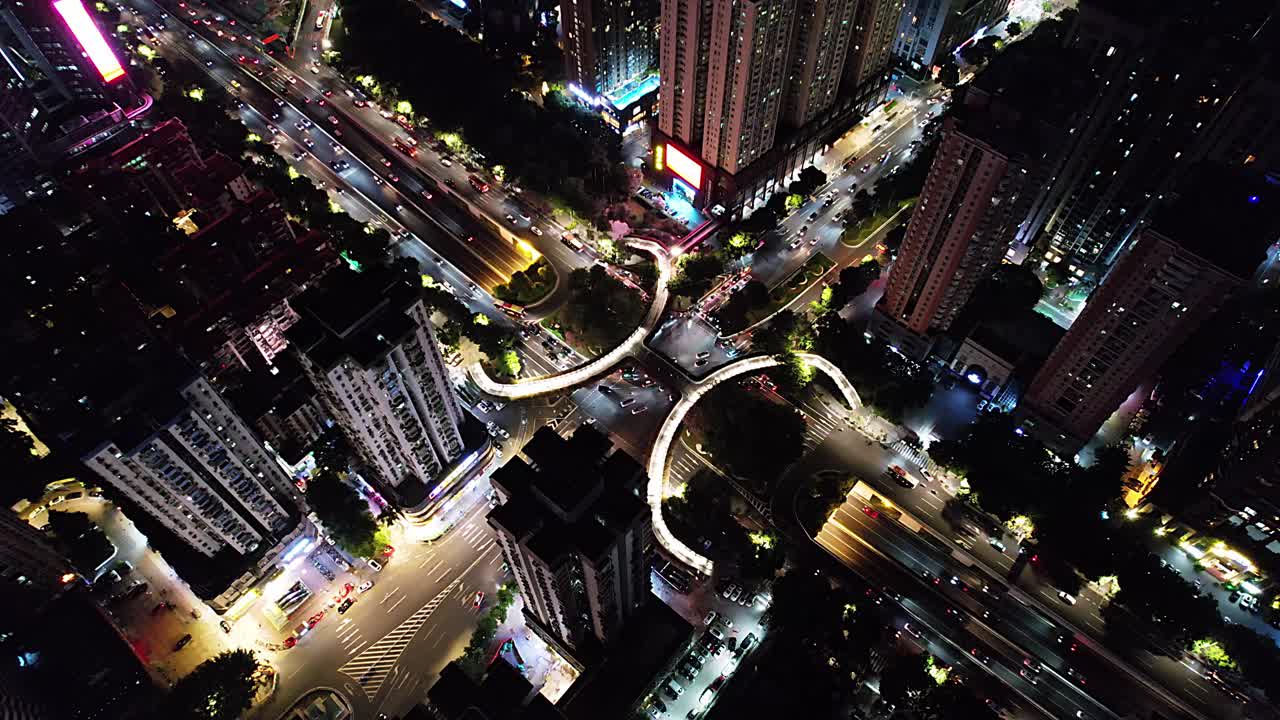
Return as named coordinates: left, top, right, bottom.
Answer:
left=111, top=5, right=1254, bottom=717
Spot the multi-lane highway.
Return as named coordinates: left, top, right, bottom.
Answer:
left=772, top=410, right=1264, bottom=720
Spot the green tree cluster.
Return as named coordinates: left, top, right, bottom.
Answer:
left=662, top=471, right=784, bottom=584
left=305, top=473, right=387, bottom=558
left=0, top=417, right=50, bottom=505
left=46, top=510, right=115, bottom=576
left=457, top=583, right=518, bottom=678
left=693, top=382, right=807, bottom=489
left=715, top=279, right=770, bottom=333
left=558, top=265, right=646, bottom=351
left=667, top=252, right=727, bottom=299
left=825, top=260, right=881, bottom=312
left=161, top=650, right=264, bottom=720
left=493, top=258, right=555, bottom=305
left=812, top=313, right=933, bottom=424
left=335, top=2, right=627, bottom=217
left=787, top=166, right=828, bottom=198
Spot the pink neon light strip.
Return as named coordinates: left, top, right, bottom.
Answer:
left=52, top=0, right=126, bottom=83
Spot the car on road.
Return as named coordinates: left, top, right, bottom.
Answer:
left=219, top=620, right=233, bottom=634
left=357, top=580, right=374, bottom=593
left=530, top=226, right=543, bottom=236
left=337, top=598, right=355, bottom=614
left=368, top=559, right=383, bottom=572
left=694, top=358, right=708, bottom=367
left=1058, top=590, right=1077, bottom=605
left=739, top=633, right=756, bottom=653
left=440, top=158, right=453, bottom=167
left=900, top=622, right=925, bottom=641
left=969, top=647, right=991, bottom=664
left=679, top=663, right=698, bottom=681
left=173, top=634, right=193, bottom=651
left=504, top=214, right=516, bottom=223
left=807, top=212, right=819, bottom=223
left=473, top=591, right=485, bottom=608
left=378, top=155, right=391, bottom=166
left=1065, top=667, right=1086, bottom=686
left=708, top=626, right=724, bottom=641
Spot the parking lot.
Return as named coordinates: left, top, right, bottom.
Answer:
left=643, top=570, right=770, bottom=719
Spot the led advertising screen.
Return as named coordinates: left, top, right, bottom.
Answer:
left=53, top=0, right=125, bottom=83
left=665, top=143, right=703, bottom=190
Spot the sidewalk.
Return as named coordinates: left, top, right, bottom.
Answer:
left=489, top=596, right=580, bottom=701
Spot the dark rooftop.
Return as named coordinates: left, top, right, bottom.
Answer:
left=1150, top=165, right=1280, bottom=279
left=287, top=269, right=421, bottom=372
left=487, top=426, right=648, bottom=565
left=557, top=600, right=693, bottom=720
left=426, top=659, right=565, bottom=720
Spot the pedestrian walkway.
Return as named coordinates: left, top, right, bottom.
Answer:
left=338, top=578, right=460, bottom=699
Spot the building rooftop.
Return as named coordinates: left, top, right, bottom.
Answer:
left=287, top=269, right=421, bottom=372
left=557, top=600, right=693, bottom=720
left=426, top=659, right=565, bottom=719
left=1149, top=165, right=1280, bottom=279
left=487, top=426, right=647, bottom=565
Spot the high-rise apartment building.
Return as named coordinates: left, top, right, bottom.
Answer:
left=784, top=0, right=859, bottom=127
left=1020, top=169, right=1280, bottom=456
left=840, top=0, right=905, bottom=110
left=893, top=0, right=1009, bottom=70
left=868, top=67, right=1073, bottom=357
left=82, top=375, right=299, bottom=557
left=657, top=0, right=882, bottom=209
left=288, top=270, right=465, bottom=499
left=698, top=0, right=797, bottom=174
left=1020, top=0, right=1279, bottom=282
left=0, top=509, right=72, bottom=593
left=562, top=0, right=657, bottom=100
left=488, top=426, right=650, bottom=659
left=0, top=0, right=139, bottom=212
left=890, top=0, right=1008, bottom=69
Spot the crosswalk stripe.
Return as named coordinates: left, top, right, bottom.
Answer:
left=338, top=579, right=460, bottom=699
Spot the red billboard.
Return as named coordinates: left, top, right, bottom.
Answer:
left=665, top=143, right=703, bottom=189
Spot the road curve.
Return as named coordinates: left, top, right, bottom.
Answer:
left=468, top=238, right=673, bottom=398
left=647, top=352, right=863, bottom=577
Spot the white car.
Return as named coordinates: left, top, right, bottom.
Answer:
left=530, top=226, right=544, bottom=236
left=440, top=158, right=453, bottom=168
left=357, top=580, right=374, bottom=593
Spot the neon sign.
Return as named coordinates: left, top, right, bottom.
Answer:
left=665, top=143, right=702, bottom=189
left=53, top=0, right=125, bottom=83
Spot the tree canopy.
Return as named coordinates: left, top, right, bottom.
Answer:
left=694, top=382, right=807, bottom=490
left=304, top=473, right=387, bottom=558
left=162, top=650, right=264, bottom=720
left=334, top=0, right=627, bottom=216
left=667, top=252, right=727, bottom=299
left=557, top=265, right=646, bottom=351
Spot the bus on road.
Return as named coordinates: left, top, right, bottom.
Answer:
left=494, top=301, right=525, bottom=318
left=468, top=175, right=491, bottom=193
